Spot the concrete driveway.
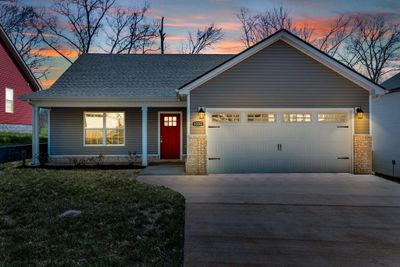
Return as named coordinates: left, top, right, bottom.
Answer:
left=138, top=173, right=400, bottom=267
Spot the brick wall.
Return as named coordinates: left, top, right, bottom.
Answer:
left=353, top=135, right=372, bottom=174
left=185, top=135, right=207, bottom=174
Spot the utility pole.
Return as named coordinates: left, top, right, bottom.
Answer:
left=159, top=16, right=166, bottom=54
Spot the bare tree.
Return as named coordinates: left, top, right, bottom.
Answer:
left=316, top=15, right=355, bottom=57
left=237, top=8, right=258, bottom=48
left=36, top=0, right=116, bottom=63
left=159, top=16, right=166, bottom=54
left=236, top=6, right=312, bottom=47
left=181, top=24, right=223, bottom=54
left=105, top=3, right=158, bottom=54
left=341, top=15, right=400, bottom=82
left=0, top=0, right=50, bottom=80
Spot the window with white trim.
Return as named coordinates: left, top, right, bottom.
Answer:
left=211, top=113, right=240, bottom=122
left=5, top=88, right=13, bottom=113
left=164, top=116, right=177, bottom=126
left=84, top=112, right=125, bottom=145
left=283, top=113, right=312, bottom=123
left=317, top=113, right=347, bottom=123
left=247, top=113, right=276, bottom=122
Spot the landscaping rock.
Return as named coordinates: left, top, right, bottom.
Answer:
left=58, top=210, right=82, bottom=218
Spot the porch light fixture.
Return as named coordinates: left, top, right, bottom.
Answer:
left=355, top=107, right=364, bottom=119
left=198, top=107, right=205, bottom=119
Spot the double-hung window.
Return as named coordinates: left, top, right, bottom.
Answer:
left=84, top=112, right=125, bottom=146
left=5, top=88, right=13, bottom=113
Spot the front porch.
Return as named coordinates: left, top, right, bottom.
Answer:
left=30, top=103, right=187, bottom=167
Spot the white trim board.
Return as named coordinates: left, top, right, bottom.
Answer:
left=179, top=30, right=386, bottom=95
left=158, top=111, right=183, bottom=160
left=29, top=99, right=187, bottom=108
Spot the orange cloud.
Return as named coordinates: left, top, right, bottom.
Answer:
left=294, top=17, right=339, bottom=37
left=39, top=78, right=56, bottom=89
left=166, top=35, right=186, bottom=42
left=165, top=21, right=208, bottom=29
left=31, top=49, right=79, bottom=58
left=219, top=21, right=242, bottom=32
left=211, top=40, right=244, bottom=54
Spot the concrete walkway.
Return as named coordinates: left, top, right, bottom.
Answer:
left=138, top=173, right=400, bottom=267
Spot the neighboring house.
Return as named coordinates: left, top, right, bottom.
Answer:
left=22, top=30, right=386, bottom=174
left=372, top=73, right=400, bottom=177
left=0, top=25, right=41, bottom=133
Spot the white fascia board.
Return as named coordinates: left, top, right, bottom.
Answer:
left=179, top=31, right=386, bottom=95
left=29, top=98, right=187, bottom=108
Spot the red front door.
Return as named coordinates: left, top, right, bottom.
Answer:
left=160, top=114, right=181, bottom=159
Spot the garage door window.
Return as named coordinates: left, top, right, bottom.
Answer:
left=247, top=113, right=276, bottom=122
left=317, top=113, right=346, bottom=123
left=211, top=113, right=240, bottom=122
left=283, top=113, right=312, bottom=123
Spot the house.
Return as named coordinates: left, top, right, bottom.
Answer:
left=372, top=73, right=400, bottom=177
left=0, top=25, right=41, bottom=133
left=21, top=30, right=386, bottom=174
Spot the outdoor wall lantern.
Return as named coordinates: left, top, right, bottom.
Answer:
left=355, top=107, right=364, bottom=119
left=198, top=107, right=205, bottom=119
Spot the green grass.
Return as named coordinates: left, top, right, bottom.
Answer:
left=0, top=132, right=47, bottom=147
left=0, top=162, right=185, bottom=266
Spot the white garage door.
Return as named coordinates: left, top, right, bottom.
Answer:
left=207, top=109, right=352, bottom=173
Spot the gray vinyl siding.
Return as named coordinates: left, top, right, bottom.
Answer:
left=50, top=108, right=141, bottom=156
left=190, top=40, right=370, bottom=135
left=50, top=107, right=187, bottom=156
left=372, top=93, right=400, bottom=177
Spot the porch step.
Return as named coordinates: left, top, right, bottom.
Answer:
left=149, top=159, right=185, bottom=164
left=140, top=162, right=185, bottom=175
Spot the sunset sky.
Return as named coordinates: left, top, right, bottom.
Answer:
left=25, top=0, right=400, bottom=88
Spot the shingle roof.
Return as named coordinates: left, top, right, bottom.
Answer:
left=382, top=72, right=400, bottom=91
left=22, top=54, right=233, bottom=100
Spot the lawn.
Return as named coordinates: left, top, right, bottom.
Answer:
left=0, top=132, right=47, bottom=147
left=0, top=162, right=185, bottom=266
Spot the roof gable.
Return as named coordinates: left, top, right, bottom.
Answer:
left=178, top=29, right=386, bottom=95
left=0, top=25, right=41, bottom=92
left=382, top=73, right=400, bottom=91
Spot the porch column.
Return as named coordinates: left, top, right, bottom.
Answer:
left=47, top=108, right=51, bottom=156
left=141, top=106, right=148, bottom=166
left=32, top=105, right=40, bottom=166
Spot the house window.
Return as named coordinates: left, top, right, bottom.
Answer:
left=211, top=113, right=240, bottom=122
left=5, top=88, right=13, bottom=113
left=283, top=113, right=312, bottom=123
left=164, top=116, right=177, bottom=126
left=247, top=113, right=276, bottom=122
left=317, top=113, right=347, bottom=123
left=84, top=112, right=125, bottom=145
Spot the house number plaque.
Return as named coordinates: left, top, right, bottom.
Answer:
left=193, top=121, right=204, bottom=127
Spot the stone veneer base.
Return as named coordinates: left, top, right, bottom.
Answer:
left=353, top=135, right=372, bottom=174
left=0, top=124, right=32, bottom=133
left=185, top=135, right=207, bottom=175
